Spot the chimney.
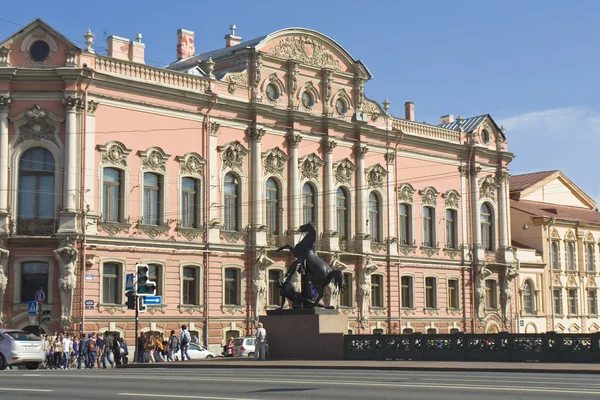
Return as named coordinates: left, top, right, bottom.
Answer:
left=440, top=114, right=454, bottom=125
left=404, top=101, right=415, bottom=121
left=225, top=24, right=242, bottom=48
left=129, top=33, right=145, bottom=64
left=106, top=35, right=130, bottom=61
left=177, top=29, right=195, bottom=60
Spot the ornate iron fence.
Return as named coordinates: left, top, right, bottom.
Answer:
left=345, top=332, right=600, bottom=363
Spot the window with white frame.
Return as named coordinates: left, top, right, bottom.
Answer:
left=481, top=202, right=494, bottom=251
left=21, top=261, right=49, bottom=303
left=399, top=203, right=412, bottom=245
left=445, top=209, right=458, bottom=249
left=447, top=278, right=459, bottom=309
left=566, top=242, right=575, bottom=271
left=181, top=177, right=201, bottom=228
left=426, top=328, right=437, bottom=334
left=485, top=279, right=498, bottom=309
left=553, top=289, right=562, bottom=315
left=401, top=276, right=414, bottom=308
left=336, top=187, right=349, bottom=240
left=423, top=206, right=435, bottom=247
left=18, top=147, right=55, bottom=222
left=551, top=241, right=560, bottom=271
left=588, top=289, right=598, bottom=315
left=368, top=192, right=380, bottom=242
left=425, top=277, right=437, bottom=308
left=302, top=183, right=316, bottom=224
left=567, top=288, right=578, bottom=315
left=523, top=280, right=534, bottom=315
left=268, top=269, right=283, bottom=307
left=182, top=266, right=201, bottom=305
left=143, top=172, right=163, bottom=225
left=371, top=274, right=384, bottom=308
left=103, top=167, right=124, bottom=223
left=224, top=267, right=241, bottom=305
left=265, top=178, right=279, bottom=236
left=102, top=262, right=122, bottom=304
left=340, top=272, right=353, bottom=307
left=586, top=243, right=595, bottom=272
left=223, top=173, right=240, bottom=231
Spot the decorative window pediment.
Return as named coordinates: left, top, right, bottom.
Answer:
left=20, top=27, right=59, bottom=65
left=298, top=81, right=320, bottom=109
left=366, top=164, right=388, bottom=189
left=551, top=228, right=561, bottom=240
left=479, top=175, right=498, bottom=200
left=262, top=147, right=289, bottom=176
left=397, top=183, right=416, bottom=204
left=566, top=274, right=578, bottom=287
left=565, top=229, right=576, bottom=241
left=300, top=153, right=324, bottom=180
left=420, top=186, right=439, bottom=207
left=262, top=73, right=286, bottom=103
left=587, top=276, right=597, bottom=288
left=223, top=70, right=248, bottom=94
left=334, top=158, right=356, bottom=185
left=138, top=147, right=170, bottom=172
left=218, top=141, right=248, bottom=171
left=443, top=189, right=460, bottom=209
left=331, top=89, right=353, bottom=110
left=177, top=152, right=205, bottom=176
left=585, top=232, right=595, bottom=243
left=98, top=141, right=132, bottom=167
left=10, top=105, right=63, bottom=147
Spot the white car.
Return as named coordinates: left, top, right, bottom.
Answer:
left=185, top=343, right=215, bottom=359
left=233, top=337, right=256, bottom=358
left=0, top=329, right=45, bottom=370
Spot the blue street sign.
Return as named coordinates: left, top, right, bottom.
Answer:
left=85, top=300, right=95, bottom=310
left=34, top=289, right=46, bottom=303
left=125, top=273, right=135, bottom=291
left=142, top=296, right=162, bottom=305
left=28, top=301, right=38, bottom=315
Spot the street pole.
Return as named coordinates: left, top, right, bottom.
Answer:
left=134, top=294, right=139, bottom=363
left=38, top=301, right=42, bottom=337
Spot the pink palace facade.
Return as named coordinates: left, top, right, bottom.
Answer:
left=0, top=19, right=515, bottom=351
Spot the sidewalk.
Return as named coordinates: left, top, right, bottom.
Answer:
left=119, top=358, right=600, bottom=374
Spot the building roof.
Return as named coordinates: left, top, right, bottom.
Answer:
left=510, top=199, right=600, bottom=226
left=438, top=114, right=505, bottom=140
left=510, top=170, right=559, bottom=193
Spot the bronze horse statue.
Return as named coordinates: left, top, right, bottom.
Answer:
left=276, top=222, right=344, bottom=309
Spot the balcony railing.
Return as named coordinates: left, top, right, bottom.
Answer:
left=16, top=218, right=56, bottom=235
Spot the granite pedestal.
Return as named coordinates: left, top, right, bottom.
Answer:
left=261, top=308, right=347, bottom=360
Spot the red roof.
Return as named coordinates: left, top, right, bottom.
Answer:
left=510, top=199, right=600, bottom=226
left=510, top=171, right=558, bottom=193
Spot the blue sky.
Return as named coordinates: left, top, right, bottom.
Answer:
left=1, top=0, right=598, bottom=202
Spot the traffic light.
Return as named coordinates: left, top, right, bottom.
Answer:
left=137, top=296, right=147, bottom=313
left=136, top=264, right=156, bottom=297
left=41, top=310, right=51, bottom=324
left=125, top=290, right=136, bottom=310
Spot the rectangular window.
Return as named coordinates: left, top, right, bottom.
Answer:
left=183, top=266, right=199, bottom=305
left=586, top=244, right=595, bottom=272
left=485, top=280, right=498, bottom=309
left=224, top=268, right=240, bottom=305
left=588, top=290, right=598, bottom=315
left=102, top=263, right=121, bottom=304
left=147, top=264, right=162, bottom=297
left=143, top=173, right=162, bottom=225
left=21, top=262, right=49, bottom=303
left=551, top=242, right=560, bottom=271
left=340, top=272, right=353, bottom=307
left=399, top=204, right=411, bottom=245
left=423, top=206, right=435, bottom=247
left=268, top=270, right=283, bottom=307
left=103, top=168, right=123, bottom=223
left=401, top=276, right=414, bottom=308
left=553, top=289, right=562, bottom=315
left=448, top=278, right=459, bottom=309
left=181, top=178, right=200, bottom=228
left=425, top=277, right=437, bottom=308
left=445, top=209, right=458, bottom=249
left=568, top=289, right=578, bottom=315
left=371, top=275, right=383, bottom=308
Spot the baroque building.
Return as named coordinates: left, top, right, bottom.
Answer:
left=0, top=19, right=513, bottom=352
left=510, top=171, right=600, bottom=333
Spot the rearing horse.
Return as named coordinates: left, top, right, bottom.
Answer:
left=276, top=222, right=344, bottom=308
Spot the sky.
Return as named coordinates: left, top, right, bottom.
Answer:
left=1, top=0, right=599, bottom=201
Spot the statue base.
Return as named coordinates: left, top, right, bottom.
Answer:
left=262, top=308, right=347, bottom=360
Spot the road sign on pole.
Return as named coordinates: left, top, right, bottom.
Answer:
left=142, top=296, right=162, bottom=305
left=34, top=289, right=46, bottom=303
left=28, top=301, right=38, bottom=315
left=125, top=273, right=135, bottom=291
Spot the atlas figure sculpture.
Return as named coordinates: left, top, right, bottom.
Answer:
left=276, top=222, right=344, bottom=309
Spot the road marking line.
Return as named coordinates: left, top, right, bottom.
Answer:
left=0, top=388, right=54, bottom=392
left=119, top=393, right=257, bottom=400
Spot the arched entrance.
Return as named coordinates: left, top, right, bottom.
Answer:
left=485, top=322, right=500, bottom=334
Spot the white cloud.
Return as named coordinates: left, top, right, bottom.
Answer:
left=499, top=106, right=600, bottom=206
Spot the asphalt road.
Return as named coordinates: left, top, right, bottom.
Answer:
left=1, top=367, right=599, bottom=399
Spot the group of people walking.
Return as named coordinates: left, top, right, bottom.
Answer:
left=137, top=324, right=193, bottom=363
left=41, top=331, right=128, bottom=369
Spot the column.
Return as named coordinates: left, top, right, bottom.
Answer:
left=207, top=122, right=220, bottom=242
left=287, top=132, right=302, bottom=232
left=470, top=163, right=482, bottom=262
left=497, top=169, right=509, bottom=248
left=0, top=96, right=10, bottom=214
left=62, top=97, right=79, bottom=211
left=323, top=138, right=336, bottom=235
left=249, top=126, right=265, bottom=246
left=385, top=152, right=397, bottom=256
left=355, top=144, right=368, bottom=238
left=84, top=101, right=98, bottom=213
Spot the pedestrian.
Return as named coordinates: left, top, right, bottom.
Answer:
left=104, top=334, right=116, bottom=368
left=167, top=330, right=179, bottom=362
left=145, top=333, right=156, bottom=363
left=255, top=322, right=267, bottom=361
left=87, top=333, right=97, bottom=368
left=78, top=333, right=88, bottom=369
left=62, top=333, right=71, bottom=369
left=137, top=332, right=147, bottom=363
left=96, top=333, right=104, bottom=368
left=54, top=334, right=64, bottom=368
left=225, top=337, right=234, bottom=357
left=119, top=338, right=129, bottom=365
left=155, top=334, right=165, bottom=362
left=180, top=325, right=191, bottom=361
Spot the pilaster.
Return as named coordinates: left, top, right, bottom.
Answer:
left=249, top=126, right=266, bottom=246
left=58, top=96, right=82, bottom=233
left=355, top=144, right=371, bottom=253
left=84, top=101, right=99, bottom=235
left=0, top=96, right=11, bottom=234
left=470, top=162, right=484, bottom=263
left=385, top=151, right=397, bottom=256
left=286, top=132, right=302, bottom=245
left=208, top=122, right=221, bottom=243
left=322, top=138, right=338, bottom=251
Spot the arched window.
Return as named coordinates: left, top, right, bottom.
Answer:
left=523, top=280, right=534, bottom=315
left=302, top=183, right=315, bottom=224
left=143, top=172, right=162, bottom=225
left=224, top=173, right=239, bottom=231
left=481, top=203, right=494, bottom=251
left=103, top=168, right=123, bottom=223
left=18, top=147, right=55, bottom=222
left=551, top=241, right=560, bottom=270
left=445, top=209, right=458, bottom=249
left=399, top=203, right=412, bottom=245
left=369, top=192, right=380, bottom=242
left=422, top=206, right=435, bottom=247
left=566, top=242, right=575, bottom=271
left=336, top=188, right=349, bottom=240
left=586, top=244, right=595, bottom=272
left=181, top=177, right=200, bottom=228
left=265, top=178, right=279, bottom=235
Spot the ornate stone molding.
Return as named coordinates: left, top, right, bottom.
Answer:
left=288, top=61, right=298, bottom=107
left=286, top=132, right=302, bottom=148
left=366, top=164, right=388, bottom=189
left=322, top=139, right=337, bottom=153
left=248, top=127, right=266, bottom=142
left=220, top=230, right=247, bottom=243
left=423, top=307, right=440, bottom=316
left=98, top=304, right=127, bottom=315
left=299, top=153, right=324, bottom=180
left=98, top=141, right=132, bottom=167
left=178, top=304, right=204, bottom=315
left=254, top=53, right=262, bottom=88
left=262, top=147, right=289, bottom=176
left=397, top=183, right=416, bottom=204
left=354, top=77, right=365, bottom=111
left=146, top=305, right=167, bottom=315
left=271, top=35, right=341, bottom=70
left=384, top=152, right=395, bottom=165
left=137, top=224, right=170, bottom=239
left=21, top=27, right=58, bottom=65
left=443, top=248, right=461, bottom=259
left=62, top=96, right=83, bottom=112
left=12, top=105, right=62, bottom=146
left=139, top=147, right=170, bottom=172
left=421, top=246, right=440, bottom=257
left=322, top=69, right=333, bottom=114
left=354, top=144, right=368, bottom=159
left=398, top=245, right=417, bottom=256
left=87, top=100, right=99, bottom=116
left=497, top=169, right=510, bottom=182
left=0, top=96, right=11, bottom=111
left=98, top=222, right=131, bottom=236
left=479, top=175, right=498, bottom=200
left=218, top=141, right=248, bottom=170
left=221, top=305, right=245, bottom=315
left=371, top=241, right=387, bottom=252
left=177, top=152, right=205, bottom=177
left=226, top=71, right=248, bottom=94
left=210, top=122, right=221, bottom=136
left=176, top=225, right=206, bottom=241
left=0, top=47, right=11, bottom=66
left=420, top=186, right=439, bottom=207
left=443, top=189, right=460, bottom=209
left=334, top=158, right=356, bottom=185
left=363, top=98, right=383, bottom=121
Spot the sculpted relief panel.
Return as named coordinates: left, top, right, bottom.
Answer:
left=270, top=36, right=341, bottom=70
